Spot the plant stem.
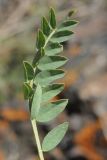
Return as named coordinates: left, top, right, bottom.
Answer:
left=30, top=29, right=56, bottom=160
left=31, top=119, right=45, bottom=160
left=44, top=29, right=56, bottom=48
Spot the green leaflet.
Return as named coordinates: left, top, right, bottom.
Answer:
left=38, top=55, right=68, bottom=70
left=23, top=82, right=33, bottom=99
left=25, top=83, right=33, bottom=97
left=42, top=122, right=69, bottom=151
left=32, top=51, right=41, bottom=67
left=51, top=30, right=74, bottom=43
left=23, top=7, right=78, bottom=156
left=49, top=8, right=56, bottom=29
left=41, top=17, right=51, bottom=36
left=31, top=83, right=42, bottom=119
left=23, top=83, right=29, bottom=99
left=45, top=43, right=63, bottom=56
left=35, top=69, right=65, bottom=86
left=36, top=99, right=68, bottom=122
left=32, top=48, right=45, bottom=67
left=42, top=83, right=64, bottom=103
left=36, top=30, right=45, bottom=49
left=23, top=61, right=34, bottom=81
left=58, top=20, right=78, bottom=31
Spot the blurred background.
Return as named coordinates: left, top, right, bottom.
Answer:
left=0, top=0, right=107, bottom=160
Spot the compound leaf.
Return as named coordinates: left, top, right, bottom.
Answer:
left=42, top=122, right=69, bottom=151
left=23, top=7, right=78, bottom=154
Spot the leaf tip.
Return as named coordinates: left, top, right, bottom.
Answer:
left=68, top=9, right=77, bottom=18
left=49, top=7, right=56, bottom=29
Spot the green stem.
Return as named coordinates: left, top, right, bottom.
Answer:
left=44, top=29, right=56, bottom=48
left=31, top=119, right=45, bottom=160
